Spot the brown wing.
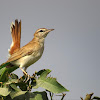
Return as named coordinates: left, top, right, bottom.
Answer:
left=7, top=42, right=40, bottom=63
left=9, top=19, right=21, bottom=55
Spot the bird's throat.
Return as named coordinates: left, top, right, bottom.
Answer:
left=33, top=37, right=45, bottom=47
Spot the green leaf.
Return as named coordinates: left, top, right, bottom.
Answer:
left=10, top=84, right=21, bottom=91
left=0, top=67, right=9, bottom=82
left=36, top=69, right=51, bottom=76
left=10, top=90, right=27, bottom=99
left=0, top=62, right=10, bottom=70
left=5, top=79, right=18, bottom=85
left=33, top=91, right=48, bottom=100
left=9, top=83, right=27, bottom=99
left=0, top=87, right=11, bottom=96
left=18, top=82, right=27, bottom=91
left=0, top=65, right=18, bottom=82
left=39, top=69, right=51, bottom=78
left=10, top=73, right=18, bottom=79
left=25, top=91, right=48, bottom=100
left=33, top=69, right=69, bottom=94
left=0, top=67, right=7, bottom=75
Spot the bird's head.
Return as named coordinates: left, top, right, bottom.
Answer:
left=34, top=28, right=54, bottom=38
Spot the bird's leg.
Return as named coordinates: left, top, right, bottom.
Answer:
left=19, top=67, right=30, bottom=82
left=20, top=67, right=28, bottom=75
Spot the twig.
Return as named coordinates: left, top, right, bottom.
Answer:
left=61, top=93, right=66, bottom=100
left=49, top=92, right=54, bottom=100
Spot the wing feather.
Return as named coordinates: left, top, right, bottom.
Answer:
left=7, top=42, right=40, bottom=63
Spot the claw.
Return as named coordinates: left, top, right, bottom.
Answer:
left=25, top=74, right=30, bottom=83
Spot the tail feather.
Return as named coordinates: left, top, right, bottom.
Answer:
left=9, top=19, right=21, bottom=55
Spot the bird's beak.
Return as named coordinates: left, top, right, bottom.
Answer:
left=47, top=29, right=54, bottom=32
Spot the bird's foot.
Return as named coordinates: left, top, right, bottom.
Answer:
left=26, top=74, right=30, bottom=83
left=19, top=67, right=30, bottom=82
left=24, top=73, right=31, bottom=83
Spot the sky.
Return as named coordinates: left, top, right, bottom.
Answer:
left=0, top=0, right=100, bottom=99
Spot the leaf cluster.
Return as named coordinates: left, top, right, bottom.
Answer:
left=0, top=69, right=68, bottom=100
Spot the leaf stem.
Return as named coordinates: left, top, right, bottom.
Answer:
left=61, top=93, right=66, bottom=100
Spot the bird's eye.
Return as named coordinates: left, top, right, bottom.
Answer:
left=39, top=30, right=44, bottom=32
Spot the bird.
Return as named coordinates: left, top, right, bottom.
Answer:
left=6, top=19, right=54, bottom=77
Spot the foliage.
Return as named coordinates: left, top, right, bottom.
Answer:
left=0, top=63, right=99, bottom=100
left=0, top=63, right=69, bottom=100
left=81, top=93, right=100, bottom=100
left=0, top=63, right=18, bottom=82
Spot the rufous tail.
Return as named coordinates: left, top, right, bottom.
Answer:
left=9, top=19, right=21, bottom=55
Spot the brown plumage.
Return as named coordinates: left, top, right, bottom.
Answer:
left=7, top=40, right=40, bottom=63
